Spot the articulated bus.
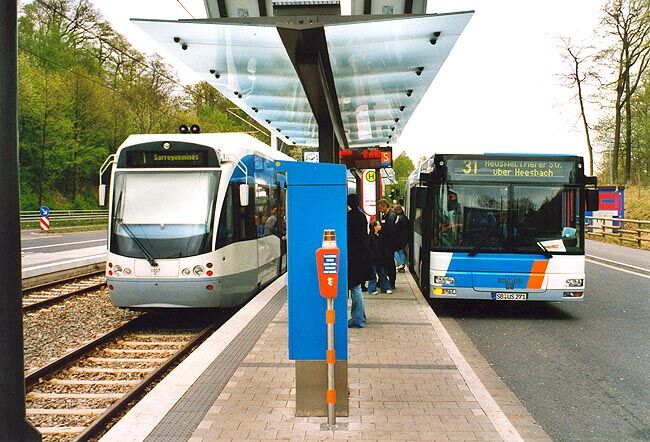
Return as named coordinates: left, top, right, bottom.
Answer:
left=405, top=154, right=598, bottom=301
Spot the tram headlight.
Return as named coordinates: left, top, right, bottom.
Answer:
left=123, top=268, right=132, bottom=276
left=113, top=265, right=123, bottom=276
left=193, top=265, right=205, bottom=277
left=182, top=268, right=191, bottom=276
left=565, top=278, right=583, bottom=287
left=434, top=275, right=455, bottom=285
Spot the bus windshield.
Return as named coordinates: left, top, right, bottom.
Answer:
left=433, top=183, right=583, bottom=254
left=110, top=171, right=220, bottom=259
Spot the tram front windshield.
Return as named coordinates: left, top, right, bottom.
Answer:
left=110, top=171, right=220, bottom=259
left=433, top=183, right=583, bottom=254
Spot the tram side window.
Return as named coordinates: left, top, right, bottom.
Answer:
left=216, top=185, right=234, bottom=248
left=255, top=184, right=269, bottom=237
left=272, top=185, right=286, bottom=237
left=238, top=184, right=256, bottom=241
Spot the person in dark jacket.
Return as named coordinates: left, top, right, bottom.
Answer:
left=347, top=193, right=372, bottom=328
left=367, top=220, right=391, bottom=294
left=393, top=205, right=410, bottom=272
left=377, top=199, right=397, bottom=289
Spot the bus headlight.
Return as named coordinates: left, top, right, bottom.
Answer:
left=182, top=268, right=191, bottom=276
left=123, top=268, right=132, bottom=276
left=113, top=265, right=122, bottom=276
left=434, top=275, right=455, bottom=285
left=193, top=265, right=205, bottom=277
left=565, top=278, right=584, bottom=287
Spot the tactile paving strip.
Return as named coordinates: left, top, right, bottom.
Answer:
left=144, top=287, right=287, bottom=442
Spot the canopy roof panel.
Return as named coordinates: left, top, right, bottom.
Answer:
left=133, top=11, right=472, bottom=148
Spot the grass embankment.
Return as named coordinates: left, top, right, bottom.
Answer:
left=588, top=185, right=650, bottom=250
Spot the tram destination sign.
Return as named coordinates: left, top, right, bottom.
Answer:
left=125, top=150, right=209, bottom=168
left=446, top=158, right=575, bottom=182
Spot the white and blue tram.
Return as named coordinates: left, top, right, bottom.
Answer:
left=100, top=132, right=293, bottom=308
left=405, top=153, right=598, bottom=301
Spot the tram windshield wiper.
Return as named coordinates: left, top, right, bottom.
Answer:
left=534, top=241, right=553, bottom=259
left=113, top=191, right=158, bottom=267
left=116, top=219, right=158, bottom=267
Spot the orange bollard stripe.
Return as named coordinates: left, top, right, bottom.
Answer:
left=327, top=389, right=336, bottom=404
left=326, top=349, right=335, bottom=364
left=326, top=309, right=335, bottom=325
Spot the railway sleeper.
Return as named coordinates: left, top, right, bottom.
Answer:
left=87, top=357, right=168, bottom=363
left=37, top=426, right=85, bottom=435
left=27, top=408, right=106, bottom=416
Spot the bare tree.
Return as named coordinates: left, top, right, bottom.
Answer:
left=559, top=37, right=600, bottom=175
left=599, top=0, right=650, bottom=183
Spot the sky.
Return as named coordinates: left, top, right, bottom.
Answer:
left=90, top=0, right=606, bottom=173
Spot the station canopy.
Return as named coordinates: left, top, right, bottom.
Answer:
left=133, top=11, right=472, bottom=151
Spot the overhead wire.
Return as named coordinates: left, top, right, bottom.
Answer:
left=176, top=0, right=195, bottom=18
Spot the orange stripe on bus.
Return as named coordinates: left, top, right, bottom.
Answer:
left=327, top=389, right=336, bottom=404
left=326, top=350, right=335, bottom=364
left=526, top=260, right=549, bottom=289
left=326, top=309, right=335, bottom=324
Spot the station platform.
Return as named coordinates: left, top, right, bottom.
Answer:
left=100, top=271, right=550, bottom=441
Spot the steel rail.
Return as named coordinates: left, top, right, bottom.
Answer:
left=73, top=321, right=220, bottom=442
left=24, top=318, right=140, bottom=386
left=24, top=316, right=220, bottom=440
left=23, top=273, right=106, bottom=313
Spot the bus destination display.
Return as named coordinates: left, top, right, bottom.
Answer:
left=447, top=158, right=574, bottom=181
left=126, top=150, right=209, bottom=168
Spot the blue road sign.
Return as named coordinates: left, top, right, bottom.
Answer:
left=39, top=206, right=50, bottom=217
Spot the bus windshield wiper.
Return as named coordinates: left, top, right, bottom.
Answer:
left=468, top=222, right=500, bottom=257
left=113, top=192, right=157, bottom=266
left=535, top=241, right=553, bottom=259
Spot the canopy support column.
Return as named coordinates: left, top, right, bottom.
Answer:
left=277, top=26, right=348, bottom=163
left=0, top=3, right=42, bottom=440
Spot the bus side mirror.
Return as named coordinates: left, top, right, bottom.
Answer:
left=99, top=184, right=107, bottom=206
left=586, top=189, right=599, bottom=212
left=239, top=184, right=249, bottom=207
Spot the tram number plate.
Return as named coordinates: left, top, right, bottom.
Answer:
left=493, top=292, right=528, bottom=301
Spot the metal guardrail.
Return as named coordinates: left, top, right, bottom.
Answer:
left=586, top=215, right=650, bottom=248
left=20, top=209, right=108, bottom=225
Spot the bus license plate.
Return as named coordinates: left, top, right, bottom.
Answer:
left=494, top=292, right=527, bottom=301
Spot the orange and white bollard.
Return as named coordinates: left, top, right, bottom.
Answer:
left=316, top=229, right=339, bottom=428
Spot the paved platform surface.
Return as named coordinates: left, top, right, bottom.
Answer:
left=102, top=272, right=550, bottom=441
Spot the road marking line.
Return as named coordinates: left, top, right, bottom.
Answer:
left=22, top=239, right=106, bottom=251
left=23, top=253, right=106, bottom=272
left=406, top=272, right=524, bottom=442
left=586, top=259, right=650, bottom=280
left=586, top=254, right=649, bottom=272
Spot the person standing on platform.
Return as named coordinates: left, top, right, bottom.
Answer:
left=367, top=220, right=391, bottom=294
left=393, top=205, right=410, bottom=273
left=347, top=193, right=372, bottom=328
left=377, top=198, right=397, bottom=289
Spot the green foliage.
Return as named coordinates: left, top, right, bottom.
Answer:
left=16, top=0, right=269, bottom=210
left=390, top=152, right=416, bottom=199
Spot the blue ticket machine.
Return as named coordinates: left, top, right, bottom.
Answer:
left=273, top=160, right=348, bottom=417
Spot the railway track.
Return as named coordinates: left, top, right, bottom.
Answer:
left=25, top=314, right=222, bottom=441
left=23, top=272, right=106, bottom=312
